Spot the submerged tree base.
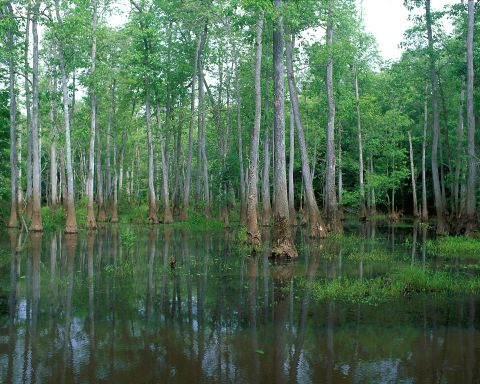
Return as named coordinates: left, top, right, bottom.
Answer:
left=271, top=214, right=298, bottom=259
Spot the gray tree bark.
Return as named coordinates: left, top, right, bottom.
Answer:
left=271, top=0, right=297, bottom=258
left=262, top=74, right=272, bottom=226
left=354, top=65, right=366, bottom=220
left=425, top=0, right=447, bottom=234
left=408, top=131, right=419, bottom=217
left=421, top=95, right=429, bottom=221
left=155, top=98, right=173, bottom=224
left=325, top=2, right=342, bottom=234
left=246, top=11, right=264, bottom=246
left=7, top=2, right=18, bottom=228
left=30, top=1, right=43, bottom=232
left=86, top=0, right=98, bottom=229
left=181, top=34, right=201, bottom=220
left=145, top=85, right=158, bottom=223
left=465, top=0, right=477, bottom=234
left=285, top=34, right=326, bottom=238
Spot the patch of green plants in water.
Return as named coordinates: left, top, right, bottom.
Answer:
left=426, top=236, right=480, bottom=258
left=120, top=228, right=137, bottom=249
left=40, top=207, right=66, bottom=230
left=307, top=266, right=480, bottom=305
left=104, top=260, right=134, bottom=278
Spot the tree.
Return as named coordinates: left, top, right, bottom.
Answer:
left=324, top=0, right=342, bottom=234
left=271, top=0, right=297, bottom=258
left=246, top=10, right=264, bottom=247
left=465, top=0, right=476, bottom=234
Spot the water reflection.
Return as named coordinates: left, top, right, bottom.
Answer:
left=0, top=225, right=478, bottom=383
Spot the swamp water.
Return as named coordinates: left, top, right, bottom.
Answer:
left=0, top=222, right=479, bottom=383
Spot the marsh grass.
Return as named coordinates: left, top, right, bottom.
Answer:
left=426, top=236, right=480, bottom=258
left=307, top=265, right=480, bottom=304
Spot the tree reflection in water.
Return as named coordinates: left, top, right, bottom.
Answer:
left=0, top=226, right=479, bottom=383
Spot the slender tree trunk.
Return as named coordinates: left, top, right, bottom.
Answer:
left=145, top=85, right=158, bottom=223
left=105, top=104, right=112, bottom=210
left=262, top=74, right=272, bottom=226
left=155, top=98, right=173, bottom=224
left=17, top=122, right=23, bottom=207
left=55, top=0, right=77, bottom=233
left=288, top=103, right=295, bottom=221
left=86, top=0, right=98, bottom=229
left=271, top=0, right=297, bottom=258
left=354, top=65, right=366, bottom=220
left=59, top=148, right=67, bottom=209
left=95, top=114, right=106, bottom=222
left=181, top=35, right=201, bottom=220
left=285, top=34, right=326, bottom=238
left=325, top=2, right=342, bottom=234
left=7, top=2, right=18, bottom=228
left=368, top=155, right=376, bottom=215
left=236, top=57, right=247, bottom=225
left=30, top=2, right=43, bottom=232
left=49, top=41, right=59, bottom=214
left=408, top=131, right=419, bottom=217
left=466, top=0, right=477, bottom=234
left=421, top=95, right=429, bottom=221
left=25, top=8, right=33, bottom=218
left=454, top=85, right=465, bottom=216
left=425, top=0, right=447, bottom=234
left=338, top=124, right=343, bottom=207
left=111, top=80, right=119, bottom=223
left=246, top=11, right=264, bottom=246
left=201, top=69, right=210, bottom=217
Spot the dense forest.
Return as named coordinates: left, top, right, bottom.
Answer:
left=0, top=0, right=478, bottom=257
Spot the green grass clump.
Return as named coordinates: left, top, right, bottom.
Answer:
left=40, top=207, right=66, bottom=230
left=309, top=266, right=480, bottom=304
left=426, top=236, right=480, bottom=258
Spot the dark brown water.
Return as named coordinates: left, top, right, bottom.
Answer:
left=0, top=223, right=479, bottom=383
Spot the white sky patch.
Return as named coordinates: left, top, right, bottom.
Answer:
left=361, top=0, right=456, bottom=61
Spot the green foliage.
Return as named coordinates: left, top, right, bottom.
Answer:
left=40, top=207, right=66, bottom=231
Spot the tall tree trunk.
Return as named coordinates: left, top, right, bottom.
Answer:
left=271, top=0, right=297, bottom=258
left=466, top=0, right=477, bottom=234
left=325, top=2, right=342, bottom=234
left=354, top=65, right=367, bottom=220
left=421, top=95, right=429, bottom=221
left=49, top=41, right=59, bottom=214
left=29, top=2, right=43, bottom=232
left=145, top=85, right=158, bottom=223
left=285, top=34, right=326, bottom=238
left=55, top=0, right=77, bottom=233
left=25, top=8, right=33, bottom=218
left=288, top=103, right=295, bottom=221
left=425, top=0, right=447, bottom=234
left=201, top=70, right=210, bottom=217
left=95, top=115, right=106, bottom=222
left=110, top=81, right=119, bottom=223
left=155, top=98, right=173, bottom=224
left=181, top=34, right=201, bottom=220
left=368, top=155, right=376, bottom=215
left=454, top=85, right=465, bottom=216
left=7, top=2, right=18, bottom=228
left=408, top=131, right=419, bottom=217
left=246, top=11, right=264, bottom=246
left=236, top=57, right=247, bottom=225
left=105, top=104, right=112, bottom=210
left=86, top=0, right=98, bottom=229
left=262, top=74, right=272, bottom=226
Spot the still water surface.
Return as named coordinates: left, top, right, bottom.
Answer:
left=0, top=223, right=479, bottom=383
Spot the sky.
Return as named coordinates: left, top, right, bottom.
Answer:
left=361, top=0, right=456, bottom=61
